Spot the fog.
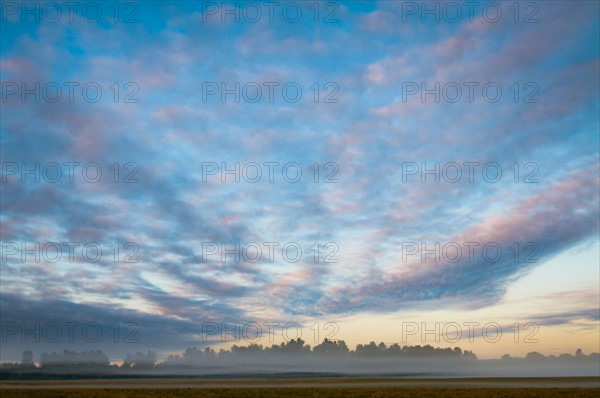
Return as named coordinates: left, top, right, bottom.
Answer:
left=2, top=341, right=599, bottom=379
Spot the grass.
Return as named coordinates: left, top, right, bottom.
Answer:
left=1, top=378, right=598, bottom=397
left=1, top=388, right=600, bottom=397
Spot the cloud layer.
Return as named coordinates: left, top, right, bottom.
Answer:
left=1, top=1, right=598, bottom=360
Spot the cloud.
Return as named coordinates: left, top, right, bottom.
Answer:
left=316, top=163, right=599, bottom=315
left=1, top=0, right=598, bottom=360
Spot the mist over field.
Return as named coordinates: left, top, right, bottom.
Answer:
left=2, top=340, right=599, bottom=380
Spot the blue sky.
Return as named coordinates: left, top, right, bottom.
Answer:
left=0, top=1, right=599, bottom=362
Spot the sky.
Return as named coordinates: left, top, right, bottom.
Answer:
left=0, top=0, right=599, bottom=363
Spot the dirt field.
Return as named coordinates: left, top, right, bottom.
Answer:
left=1, top=377, right=599, bottom=397
left=0, top=388, right=600, bottom=398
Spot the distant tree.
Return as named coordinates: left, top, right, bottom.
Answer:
left=576, top=348, right=583, bottom=357
left=21, top=351, right=34, bottom=366
left=355, top=341, right=381, bottom=356
left=231, top=342, right=264, bottom=355
left=123, top=351, right=156, bottom=368
left=387, top=343, right=402, bottom=355
left=282, top=338, right=310, bottom=354
left=462, top=350, right=477, bottom=360
left=314, top=338, right=349, bottom=355
left=558, top=353, right=573, bottom=359
left=525, top=351, right=545, bottom=361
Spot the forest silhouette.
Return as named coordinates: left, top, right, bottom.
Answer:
left=1, top=338, right=598, bottom=379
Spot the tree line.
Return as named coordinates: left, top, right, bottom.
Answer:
left=1, top=338, right=598, bottom=370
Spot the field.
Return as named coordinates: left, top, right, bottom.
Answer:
left=1, top=377, right=599, bottom=397
left=2, top=389, right=600, bottom=398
